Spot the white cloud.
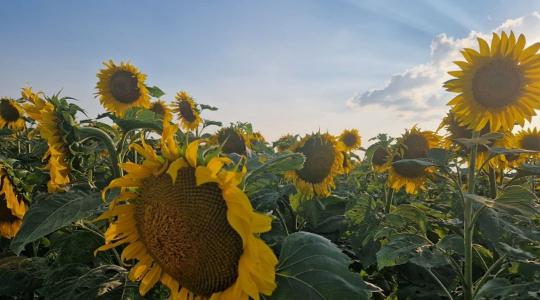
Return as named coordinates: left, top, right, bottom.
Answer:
left=347, top=12, right=540, bottom=122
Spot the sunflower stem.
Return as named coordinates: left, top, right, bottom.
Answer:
left=488, top=167, right=497, bottom=198
left=384, top=187, right=394, bottom=214
left=464, top=130, right=479, bottom=300
left=77, top=127, right=121, bottom=180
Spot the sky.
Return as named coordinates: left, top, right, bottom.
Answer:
left=1, top=0, right=540, bottom=142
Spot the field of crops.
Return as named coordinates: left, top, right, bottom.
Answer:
left=0, top=31, right=539, bottom=300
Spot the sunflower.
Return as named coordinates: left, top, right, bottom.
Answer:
left=215, top=127, right=250, bottom=156
left=248, top=131, right=266, bottom=145
left=509, top=128, right=540, bottom=166
left=284, top=133, right=344, bottom=198
left=96, top=126, right=277, bottom=300
left=0, top=98, right=25, bottom=131
left=371, top=146, right=390, bottom=173
left=387, top=127, right=440, bottom=194
left=96, top=60, right=150, bottom=116
left=338, top=129, right=361, bottom=151
left=22, top=87, right=70, bottom=192
left=273, top=134, right=297, bottom=152
left=341, top=152, right=355, bottom=174
left=150, top=100, right=173, bottom=124
left=173, top=91, right=202, bottom=131
left=0, top=165, right=27, bottom=239
left=445, top=31, right=540, bottom=132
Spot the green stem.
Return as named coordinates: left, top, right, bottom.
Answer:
left=464, top=131, right=480, bottom=300
left=77, top=127, right=121, bottom=180
left=488, top=167, right=497, bottom=198
left=385, top=187, right=394, bottom=213
left=473, top=255, right=507, bottom=296
left=425, top=268, right=454, bottom=300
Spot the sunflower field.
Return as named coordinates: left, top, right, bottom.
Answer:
left=1, top=31, right=540, bottom=300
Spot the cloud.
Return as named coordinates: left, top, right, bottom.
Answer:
left=347, top=12, right=540, bottom=121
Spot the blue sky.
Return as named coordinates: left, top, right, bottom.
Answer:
left=1, top=0, right=539, bottom=140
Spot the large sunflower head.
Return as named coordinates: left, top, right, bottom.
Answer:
left=96, top=60, right=150, bottom=117
left=0, top=165, right=28, bottom=239
left=173, top=91, right=202, bottom=131
left=388, top=127, right=440, bottom=194
left=0, top=98, right=25, bottom=131
left=284, top=133, right=344, bottom=198
left=371, top=146, right=390, bottom=173
left=96, top=128, right=277, bottom=299
left=273, top=134, right=298, bottom=152
left=22, top=88, right=71, bottom=192
left=150, top=99, right=173, bottom=124
left=215, top=127, right=250, bottom=156
left=445, top=31, right=540, bottom=131
left=338, top=129, right=362, bottom=151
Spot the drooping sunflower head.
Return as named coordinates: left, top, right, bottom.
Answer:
left=371, top=146, right=390, bottom=173
left=215, top=127, right=250, bottom=156
left=445, top=31, right=540, bottom=131
left=22, top=88, right=72, bottom=192
left=388, top=127, right=440, bottom=194
left=338, top=129, right=362, bottom=151
left=0, top=98, right=25, bottom=131
left=248, top=131, right=266, bottom=145
left=0, top=165, right=27, bottom=239
left=96, top=60, right=150, bottom=116
left=173, top=91, right=202, bottom=131
left=284, top=133, right=344, bottom=198
left=96, top=134, right=277, bottom=299
left=150, top=99, right=173, bottom=124
left=341, top=151, right=356, bottom=174
left=273, top=134, right=298, bottom=152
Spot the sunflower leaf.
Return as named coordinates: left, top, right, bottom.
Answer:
left=146, top=85, right=165, bottom=98
left=270, top=232, right=370, bottom=300
left=10, top=190, right=102, bottom=255
left=199, top=103, right=218, bottom=111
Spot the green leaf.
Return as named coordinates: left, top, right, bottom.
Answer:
left=111, top=107, right=163, bottom=132
left=245, top=152, right=305, bottom=185
left=427, top=148, right=452, bottom=167
left=495, top=186, right=539, bottom=217
left=199, top=103, right=218, bottom=111
left=10, top=190, right=102, bottom=255
left=0, top=256, right=47, bottom=296
left=475, top=278, right=540, bottom=299
left=389, top=204, right=427, bottom=233
left=146, top=85, right=165, bottom=98
left=454, top=132, right=503, bottom=149
left=376, top=234, right=429, bottom=269
left=392, top=159, right=434, bottom=169
left=270, top=232, right=369, bottom=300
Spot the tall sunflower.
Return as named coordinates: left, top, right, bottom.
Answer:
left=0, top=98, right=25, bottom=131
left=173, top=91, right=202, bottom=131
left=96, top=127, right=277, bottom=299
left=150, top=99, right=173, bottom=124
left=338, top=129, right=361, bottom=152
left=388, top=127, right=440, bottom=194
left=0, top=165, right=27, bottom=239
left=284, top=133, right=344, bottom=198
left=445, top=31, right=540, bottom=131
left=371, top=146, right=390, bottom=173
left=22, top=87, right=70, bottom=192
left=96, top=60, right=150, bottom=116
left=215, top=127, right=251, bottom=156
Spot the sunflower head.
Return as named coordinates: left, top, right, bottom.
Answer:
left=341, top=151, right=356, bottom=174
left=445, top=31, right=540, bottom=131
left=96, top=60, right=150, bottom=116
left=150, top=100, right=173, bottom=124
left=388, top=127, right=440, bottom=194
left=273, top=134, right=298, bottom=152
left=173, top=91, right=202, bottom=131
left=371, top=146, right=390, bottom=173
left=0, top=165, right=28, bottom=239
left=284, top=133, right=343, bottom=198
left=22, top=88, right=74, bottom=192
left=338, top=129, right=361, bottom=151
left=0, top=98, right=25, bottom=131
left=216, top=127, right=250, bottom=156
left=96, top=132, right=277, bottom=299
left=248, top=131, right=266, bottom=145
left=510, top=128, right=540, bottom=166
